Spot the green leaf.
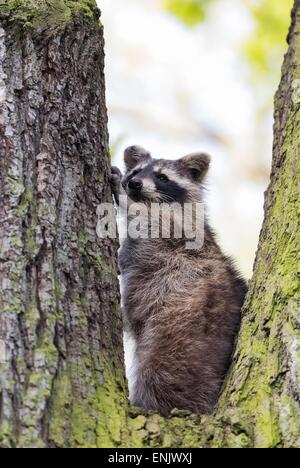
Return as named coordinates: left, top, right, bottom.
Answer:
left=163, top=0, right=212, bottom=27
left=244, top=0, right=294, bottom=78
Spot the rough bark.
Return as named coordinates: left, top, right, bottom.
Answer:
left=0, top=1, right=126, bottom=448
left=0, top=0, right=299, bottom=449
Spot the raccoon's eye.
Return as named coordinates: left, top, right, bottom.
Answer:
left=156, top=173, right=169, bottom=182
left=190, top=168, right=200, bottom=180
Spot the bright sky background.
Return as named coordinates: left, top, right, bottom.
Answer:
left=99, top=0, right=280, bottom=278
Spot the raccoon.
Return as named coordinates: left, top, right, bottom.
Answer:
left=111, top=145, right=247, bottom=416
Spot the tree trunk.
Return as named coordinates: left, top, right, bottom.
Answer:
left=0, top=0, right=299, bottom=449
left=0, top=1, right=126, bottom=448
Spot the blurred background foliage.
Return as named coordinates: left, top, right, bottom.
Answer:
left=244, top=0, right=293, bottom=79
left=163, top=0, right=213, bottom=26
left=100, top=0, right=294, bottom=278
left=164, top=0, right=293, bottom=83
left=100, top=0, right=295, bottom=378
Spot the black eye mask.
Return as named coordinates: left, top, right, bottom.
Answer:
left=154, top=177, right=188, bottom=203
left=127, top=169, right=141, bottom=180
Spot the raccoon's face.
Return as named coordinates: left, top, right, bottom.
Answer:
left=122, top=146, right=210, bottom=204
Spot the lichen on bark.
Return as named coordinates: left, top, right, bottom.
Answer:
left=0, top=0, right=100, bottom=32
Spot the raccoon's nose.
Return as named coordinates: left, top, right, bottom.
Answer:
left=128, top=179, right=143, bottom=191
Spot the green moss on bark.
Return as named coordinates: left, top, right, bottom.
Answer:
left=0, top=0, right=100, bottom=32
left=47, top=372, right=72, bottom=447
left=96, top=366, right=129, bottom=448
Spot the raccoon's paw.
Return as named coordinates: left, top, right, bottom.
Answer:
left=111, top=166, right=122, bottom=204
left=111, top=166, right=122, bottom=189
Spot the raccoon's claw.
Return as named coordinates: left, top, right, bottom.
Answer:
left=111, top=166, right=122, bottom=205
left=111, top=166, right=122, bottom=178
left=111, top=166, right=122, bottom=188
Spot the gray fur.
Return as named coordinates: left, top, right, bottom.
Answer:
left=111, top=146, right=247, bottom=416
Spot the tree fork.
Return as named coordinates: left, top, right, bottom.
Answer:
left=126, top=1, right=300, bottom=448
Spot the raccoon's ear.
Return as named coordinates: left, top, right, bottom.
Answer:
left=179, top=152, right=211, bottom=182
left=124, top=146, right=151, bottom=171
